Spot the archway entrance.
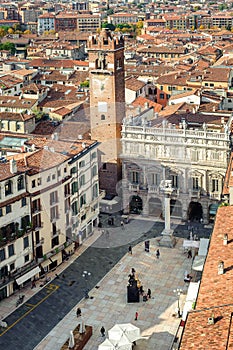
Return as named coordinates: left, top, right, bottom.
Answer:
left=129, top=195, right=143, bottom=214
left=187, top=201, right=203, bottom=222
left=170, top=199, right=182, bottom=218
left=148, top=198, right=162, bottom=217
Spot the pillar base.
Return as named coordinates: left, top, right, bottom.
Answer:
left=158, top=229, right=176, bottom=248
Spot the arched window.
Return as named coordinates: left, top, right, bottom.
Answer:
left=101, top=114, right=105, bottom=120
left=5, top=180, right=12, bottom=196
left=17, top=175, right=24, bottom=191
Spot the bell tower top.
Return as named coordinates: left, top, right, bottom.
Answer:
left=88, top=28, right=124, bottom=51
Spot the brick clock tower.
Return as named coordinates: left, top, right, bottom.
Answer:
left=88, top=29, right=125, bottom=195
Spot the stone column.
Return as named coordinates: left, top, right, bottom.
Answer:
left=164, top=193, right=171, bottom=232
left=159, top=180, right=176, bottom=247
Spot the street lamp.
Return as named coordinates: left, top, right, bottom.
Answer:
left=82, top=270, right=91, bottom=299
left=173, top=288, right=183, bottom=318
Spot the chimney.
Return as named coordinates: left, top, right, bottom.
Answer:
left=82, top=142, right=86, bottom=149
left=144, top=102, right=149, bottom=109
left=208, top=314, right=215, bottom=325
left=10, top=158, right=17, bottom=174
left=53, top=132, right=58, bottom=141
left=218, top=261, right=224, bottom=275
left=213, top=106, right=216, bottom=112
left=223, top=233, right=228, bottom=246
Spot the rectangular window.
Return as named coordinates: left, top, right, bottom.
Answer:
left=80, top=194, right=86, bottom=207
left=0, top=208, right=2, bottom=217
left=80, top=174, right=85, bottom=186
left=32, top=180, right=36, bottom=188
left=65, top=198, right=70, bottom=212
left=32, top=214, right=41, bottom=229
left=0, top=248, right=5, bottom=261
left=171, top=175, right=178, bottom=188
left=50, top=206, right=59, bottom=221
left=35, top=231, right=40, bottom=245
left=22, top=197, right=27, bottom=207
left=24, top=236, right=29, bottom=249
left=71, top=166, right=77, bottom=174
left=212, top=179, right=219, bottom=192
left=51, top=236, right=59, bottom=248
left=71, top=181, right=78, bottom=194
left=159, top=93, right=164, bottom=99
left=92, top=183, right=98, bottom=199
left=6, top=204, right=12, bottom=214
left=192, top=177, right=199, bottom=190
left=8, top=244, right=14, bottom=257
left=50, top=191, right=58, bottom=205
left=10, top=262, right=15, bottom=271
left=24, top=254, right=29, bottom=263
left=32, top=199, right=41, bottom=213
left=131, top=171, right=139, bottom=184
left=151, top=173, right=159, bottom=185
left=79, top=160, right=85, bottom=168
left=37, top=178, right=42, bottom=186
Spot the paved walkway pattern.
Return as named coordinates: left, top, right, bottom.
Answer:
left=35, top=238, right=192, bottom=349
left=0, top=216, right=206, bottom=350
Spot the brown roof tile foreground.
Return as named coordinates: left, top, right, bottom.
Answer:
left=179, top=206, right=233, bottom=349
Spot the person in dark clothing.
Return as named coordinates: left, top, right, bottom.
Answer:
left=128, top=246, right=132, bottom=254
left=147, top=288, right=151, bottom=298
left=76, top=308, right=82, bottom=317
left=100, top=326, right=105, bottom=337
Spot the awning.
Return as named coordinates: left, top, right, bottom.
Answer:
left=209, top=203, right=220, bottom=215
left=16, top=266, right=41, bottom=285
left=182, top=282, right=200, bottom=321
left=192, top=255, right=206, bottom=272
left=198, top=238, right=209, bottom=256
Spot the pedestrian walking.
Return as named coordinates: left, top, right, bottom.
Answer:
left=156, top=249, right=160, bottom=259
left=100, top=326, right=105, bottom=337
left=135, top=311, right=138, bottom=321
left=121, top=220, right=124, bottom=229
left=187, top=249, right=192, bottom=259
left=76, top=307, right=82, bottom=317
left=147, top=288, right=151, bottom=298
left=128, top=245, right=132, bottom=254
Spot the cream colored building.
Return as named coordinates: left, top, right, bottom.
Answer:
left=0, top=159, right=35, bottom=300
left=121, top=114, right=232, bottom=223
left=0, top=135, right=103, bottom=299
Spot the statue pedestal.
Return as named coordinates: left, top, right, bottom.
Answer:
left=159, top=229, right=176, bottom=248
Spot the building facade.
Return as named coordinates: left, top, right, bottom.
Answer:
left=0, top=135, right=103, bottom=300
left=121, top=115, right=231, bottom=223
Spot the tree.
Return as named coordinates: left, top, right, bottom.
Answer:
left=101, top=22, right=115, bottom=31
left=136, top=20, right=143, bottom=30
left=0, top=28, right=6, bottom=38
left=107, top=8, right=114, bottom=15
left=8, top=28, right=14, bottom=34
left=24, top=29, right=31, bottom=34
left=80, top=80, right=89, bottom=88
left=0, top=42, right=16, bottom=54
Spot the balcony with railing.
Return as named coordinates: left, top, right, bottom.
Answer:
left=0, top=222, right=32, bottom=248
left=0, top=259, right=37, bottom=289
